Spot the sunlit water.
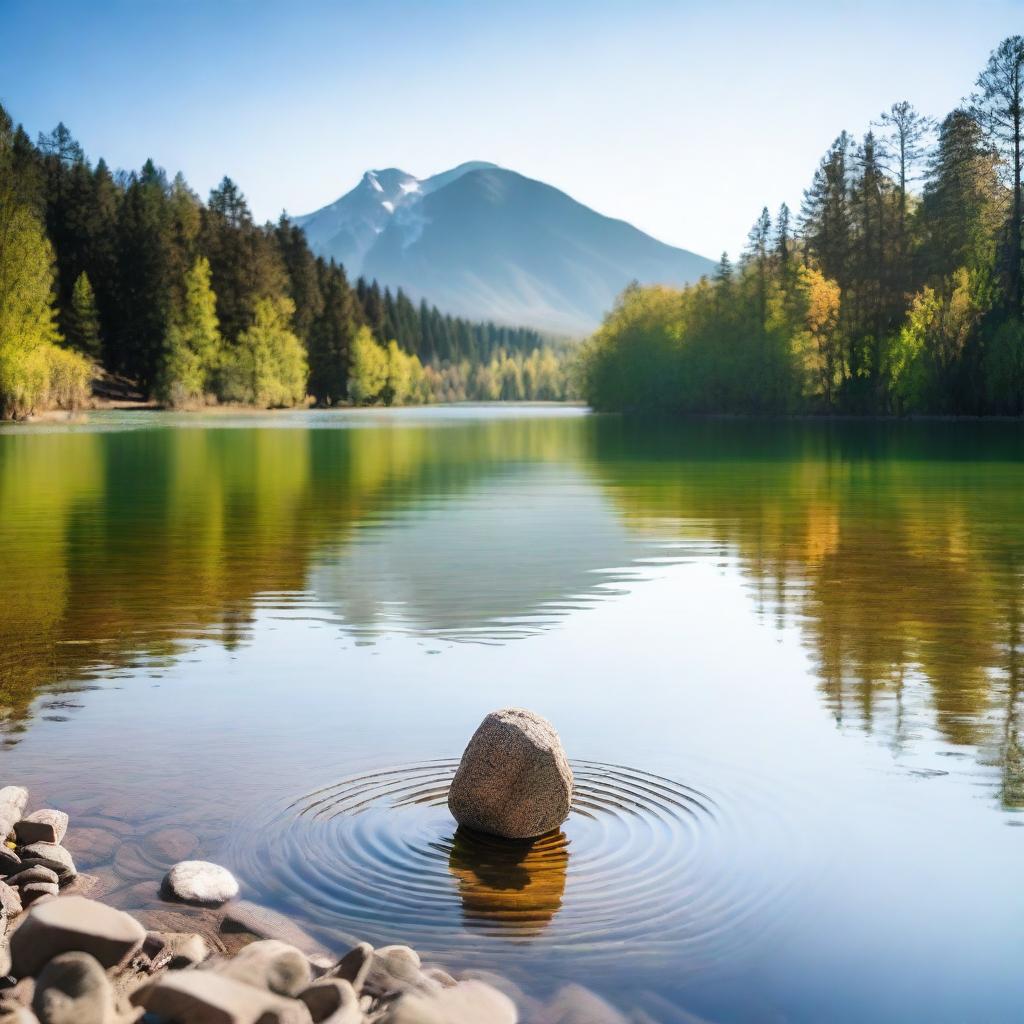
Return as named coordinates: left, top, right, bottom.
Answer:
left=1, top=406, right=1023, bottom=1021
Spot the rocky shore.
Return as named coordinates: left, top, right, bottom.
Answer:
left=0, top=786, right=637, bottom=1024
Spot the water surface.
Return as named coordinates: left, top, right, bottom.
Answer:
left=1, top=407, right=1023, bottom=1021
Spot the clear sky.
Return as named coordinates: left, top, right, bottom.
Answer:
left=2, top=0, right=1022, bottom=259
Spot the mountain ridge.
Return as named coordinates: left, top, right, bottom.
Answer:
left=295, top=162, right=714, bottom=335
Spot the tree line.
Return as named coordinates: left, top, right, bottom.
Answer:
left=0, top=104, right=571, bottom=418
left=581, top=36, right=1024, bottom=416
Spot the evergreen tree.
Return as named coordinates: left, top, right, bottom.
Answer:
left=66, top=272, right=101, bottom=359
left=973, top=35, right=1024, bottom=312
left=157, top=257, right=222, bottom=407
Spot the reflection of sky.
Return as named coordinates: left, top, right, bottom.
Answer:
left=308, top=463, right=643, bottom=641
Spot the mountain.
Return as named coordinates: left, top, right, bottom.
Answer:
left=294, top=163, right=714, bottom=335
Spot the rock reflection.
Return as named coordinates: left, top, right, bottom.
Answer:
left=447, top=826, right=569, bottom=934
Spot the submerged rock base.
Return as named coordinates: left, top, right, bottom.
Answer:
left=0, top=789, right=639, bottom=1024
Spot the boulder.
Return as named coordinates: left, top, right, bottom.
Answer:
left=448, top=708, right=573, bottom=839
left=10, top=896, right=145, bottom=977
left=362, top=946, right=438, bottom=1000
left=384, top=979, right=517, bottom=1024
left=162, top=861, right=238, bottom=906
left=215, top=939, right=311, bottom=997
left=14, top=813, right=68, bottom=848
left=298, top=978, right=359, bottom=1023
left=31, top=952, right=114, bottom=1024
left=16, top=845, right=76, bottom=884
left=132, top=970, right=313, bottom=1024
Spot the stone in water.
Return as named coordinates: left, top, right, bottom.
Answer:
left=448, top=707, right=573, bottom=839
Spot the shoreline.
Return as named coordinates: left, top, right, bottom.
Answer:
left=0, top=789, right=634, bottom=1024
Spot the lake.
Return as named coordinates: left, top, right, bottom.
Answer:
left=1, top=405, right=1023, bottom=1022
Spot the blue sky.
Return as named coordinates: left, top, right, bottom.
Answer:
left=2, top=0, right=1022, bottom=258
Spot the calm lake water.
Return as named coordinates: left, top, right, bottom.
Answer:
left=2, top=406, right=1024, bottom=1021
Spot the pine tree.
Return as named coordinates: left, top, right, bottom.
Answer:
left=973, top=35, right=1024, bottom=312
left=67, top=272, right=101, bottom=359
left=157, top=257, right=222, bottom=407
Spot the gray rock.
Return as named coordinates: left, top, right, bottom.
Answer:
left=19, top=884, right=59, bottom=909
left=448, top=708, right=573, bottom=839
left=16, top=845, right=76, bottom=884
left=0, top=884, right=20, bottom=918
left=31, top=952, right=113, bottom=1024
left=14, top=813, right=68, bottom=849
left=142, top=930, right=210, bottom=969
left=0, top=851, right=21, bottom=878
left=215, top=939, right=311, bottom=997
left=6, top=867, right=58, bottom=890
left=0, top=791, right=29, bottom=823
left=131, top=970, right=313, bottom=1023
left=161, top=860, right=238, bottom=905
left=298, top=978, right=359, bottom=1023
left=384, top=979, right=517, bottom=1023
left=326, top=942, right=372, bottom=993
left=363, top=946, right=438, bottom=1000
left=10, top=896, right=145, bottom=977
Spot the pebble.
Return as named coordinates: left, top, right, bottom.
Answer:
left=298, top=978, right=359, bottom=1023
left=31, top=952, right=114, bottom=1024
left=132, top=970, right=313, bottom=1024
left=162, top=861, right=238, bottom=906
left=16, top=845, right=75, bottom=885
left=14, top=813, right=68, bottom=849
left=215, top=939, right=311, bottom=997
left=10, top=896, right=145, bottom=977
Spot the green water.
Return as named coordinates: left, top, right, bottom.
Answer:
left=1, top=406, right=1023, bottom=1021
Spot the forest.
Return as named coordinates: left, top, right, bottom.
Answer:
left=0, top=105, right=571, bottom=418
left=581, top=36, right=1024, bottom=416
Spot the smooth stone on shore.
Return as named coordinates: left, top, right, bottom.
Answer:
left=132, top=970, right=314, bottom=1024
left=0, top=850, right=21, bottom=878
left=0, top=791, right=29, bottom=822
left=162, top=861, right=238, bottom=906
left=215, top=939, right=311, bottom=997
left=448, top=707, right=573, bottom=839
left=14, top=813, right=68, bottom=849
left=31, top=952, right=114, bottom=1024
left=143, top=930, right=210, bottom=969
left=541, top=984, right=629, bottom=1024
left=10, top=897, right=145, bottom=977
left=363, top=946, right=439, bottom=1000
left=384, top=979, right=518, bottom=1024
left=19, top=884, right=59, bottom=910
left=327, top=942, right=372, bottom=992
left=0, top=884, right=21, bottom=919
left=16, top=845, right=75, bottom=884
left=298, top=978, right=359, bottom=1024
left=6, top=867, right=58, bottom=890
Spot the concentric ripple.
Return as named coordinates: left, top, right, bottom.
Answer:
left=232, top=760, right=808, bottom=980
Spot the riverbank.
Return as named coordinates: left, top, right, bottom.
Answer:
left=0, top=788, right=636, bottom=1024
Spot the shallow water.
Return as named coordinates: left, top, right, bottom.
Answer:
left=1, top=406, right=1024, bottom=1021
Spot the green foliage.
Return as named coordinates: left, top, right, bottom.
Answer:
left=157, top=257, right=223, bottom=407
left=347, top=326, right=390, bottom=405
left=66, top=272, right=102, bottom=359
left=0, top=198, right=89, bottom=417
left=580, top=35, right=1024, bottom=418
left=220, top=297, right=308, bottom=408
